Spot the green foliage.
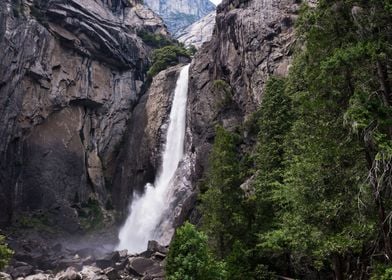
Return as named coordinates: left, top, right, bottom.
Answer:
left=79, top=198, right=104, bottom=231
left=0, top=235, right=13, bottom=270
left=147, top=45, right=190, bottom=77
left=137, top=30, right=173, bottom=48
left=187, top=45, right=198, bottom=56
left=200, top=126, right=246, bottom=258
left=178, top=0, right=392, bottom=278
left=254, top=77, right=292, bottom=231
left=213, top=80, right=234, bottom=110
left=371, top=264, right=392, bottom=280
left=166, top=222, right=226, bottom=280
left=15, top=212, right=57, bottom=234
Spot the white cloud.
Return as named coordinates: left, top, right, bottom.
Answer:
left=211, top=0, right=222, bottom=5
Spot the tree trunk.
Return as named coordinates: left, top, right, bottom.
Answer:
left=366, top=150, right=392, bottom=261
left=332, top=254, right=344, bottom=280
left=377, top=59, right=391, bottom=107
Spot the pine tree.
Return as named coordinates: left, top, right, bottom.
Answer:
left=166, top=222, right=226, bottom=280
left=200, top=125, right=245, bottom=258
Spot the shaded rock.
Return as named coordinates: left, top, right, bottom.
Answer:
left=55, top=267, right=82, bottom=280
left=75, top=248, right=97, bottom=259
left=95, top=259, right=112, bottom=270
left=118, top=250, right=128, bottom=258
left=0, top=272, right=12, bottom=280
left=80, top=266, right=105, bottom=280
left=10, top=265, right=34, bottom=278
left=0, top=0, right=167, bottom=229
left=24, top=273, right=54, bottom=280
left=147, top=241, right=168, bottom=255
left=128, top=257, right=155, bottom=276
left=152, top=252, right=166, bottom=261
left=56, top=259, right=82, bottom=272
left=103, top=267, right=119, bottom=280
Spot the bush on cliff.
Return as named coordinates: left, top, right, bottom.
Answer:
left=137, top=30, right=173, bottom=48
left=147, top=45, right=190, bottom=78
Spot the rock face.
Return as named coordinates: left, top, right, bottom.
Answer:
left=0, top=0, right=166, bottom=229
left=187, top=0, right=300, bottom=182
left=176, top=11, right=216, bottom=48
left=144, top=0, right=216, bottom=35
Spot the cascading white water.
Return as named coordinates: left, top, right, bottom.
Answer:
left=116, top=64, right=190, bottom=253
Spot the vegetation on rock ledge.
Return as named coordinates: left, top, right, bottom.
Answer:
left=147, top=45, right=191, bottom=77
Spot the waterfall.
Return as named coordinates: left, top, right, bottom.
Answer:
left=116, top=64, right=190, bottom=253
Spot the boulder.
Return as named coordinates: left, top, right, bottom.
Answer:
left=24, top=273, right=54, bottom=280
left=147, top=241, right=168, bottom=255
left=103, top=267, right=119, bottom=280
left=95, top=259, right=112, bottom=270
left=128, top=257, right=157, bottom=277
left=55, top=267, right=82, bottom=280
left=10, top=265, right=34, bottom=278
left=0, top=272, right=12, bottom=280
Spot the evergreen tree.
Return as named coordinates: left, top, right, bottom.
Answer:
left=166, top=222, right=226, bottom=280
left=200, top=126, right=245, bottom=258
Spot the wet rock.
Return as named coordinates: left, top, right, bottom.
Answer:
left=56, top=259, right=82, bottom=272
left=147, top=241, right=168, bottom=255
left=55, top=267, right=82, bottom=280
left=75, top=248, right=96, bottom=259
left=118, top=250, right=128, bottom=258
left=0, top=272, right=12, bottom=280
left=24, top=273, right=54, bottom=280
left=81, top=256, right=95, bottom=266
left=103, top=267, right=119, bottom=280
left=95, top=259, right=112, bottom=270
left=128, top=257, right=156, bottom=276
left=10, top=265, right=34, bottom=278
left=80, top=266, right=104, bottom=280
left=152, top=252, right=166, bottom=261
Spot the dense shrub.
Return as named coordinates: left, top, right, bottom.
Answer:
left=166, top=222, right=226, bottom=280
left=147, top=45, right=190, bottom=77
left=0, top=235, right=13, bottom=270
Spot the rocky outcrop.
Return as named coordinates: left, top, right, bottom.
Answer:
left=144, top=0, right=216, bottom=35
left=176, top=12, right=216, bottom=48
left=0, top=0, right=167, bottom=229
left=3, top=235, right=167, bottom=279
left=187, top=0, right=300, bottom=180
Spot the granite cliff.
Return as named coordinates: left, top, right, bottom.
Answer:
left=143, top=0, right=216, bottom=35
left=176, top=11, right=216, bottom=48
left=187, top=0, right=300, bottom=185
left=0, top=0, right=167, bottom=231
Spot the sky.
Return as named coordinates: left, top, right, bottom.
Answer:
left=211, top=0, right=222, bottom=5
